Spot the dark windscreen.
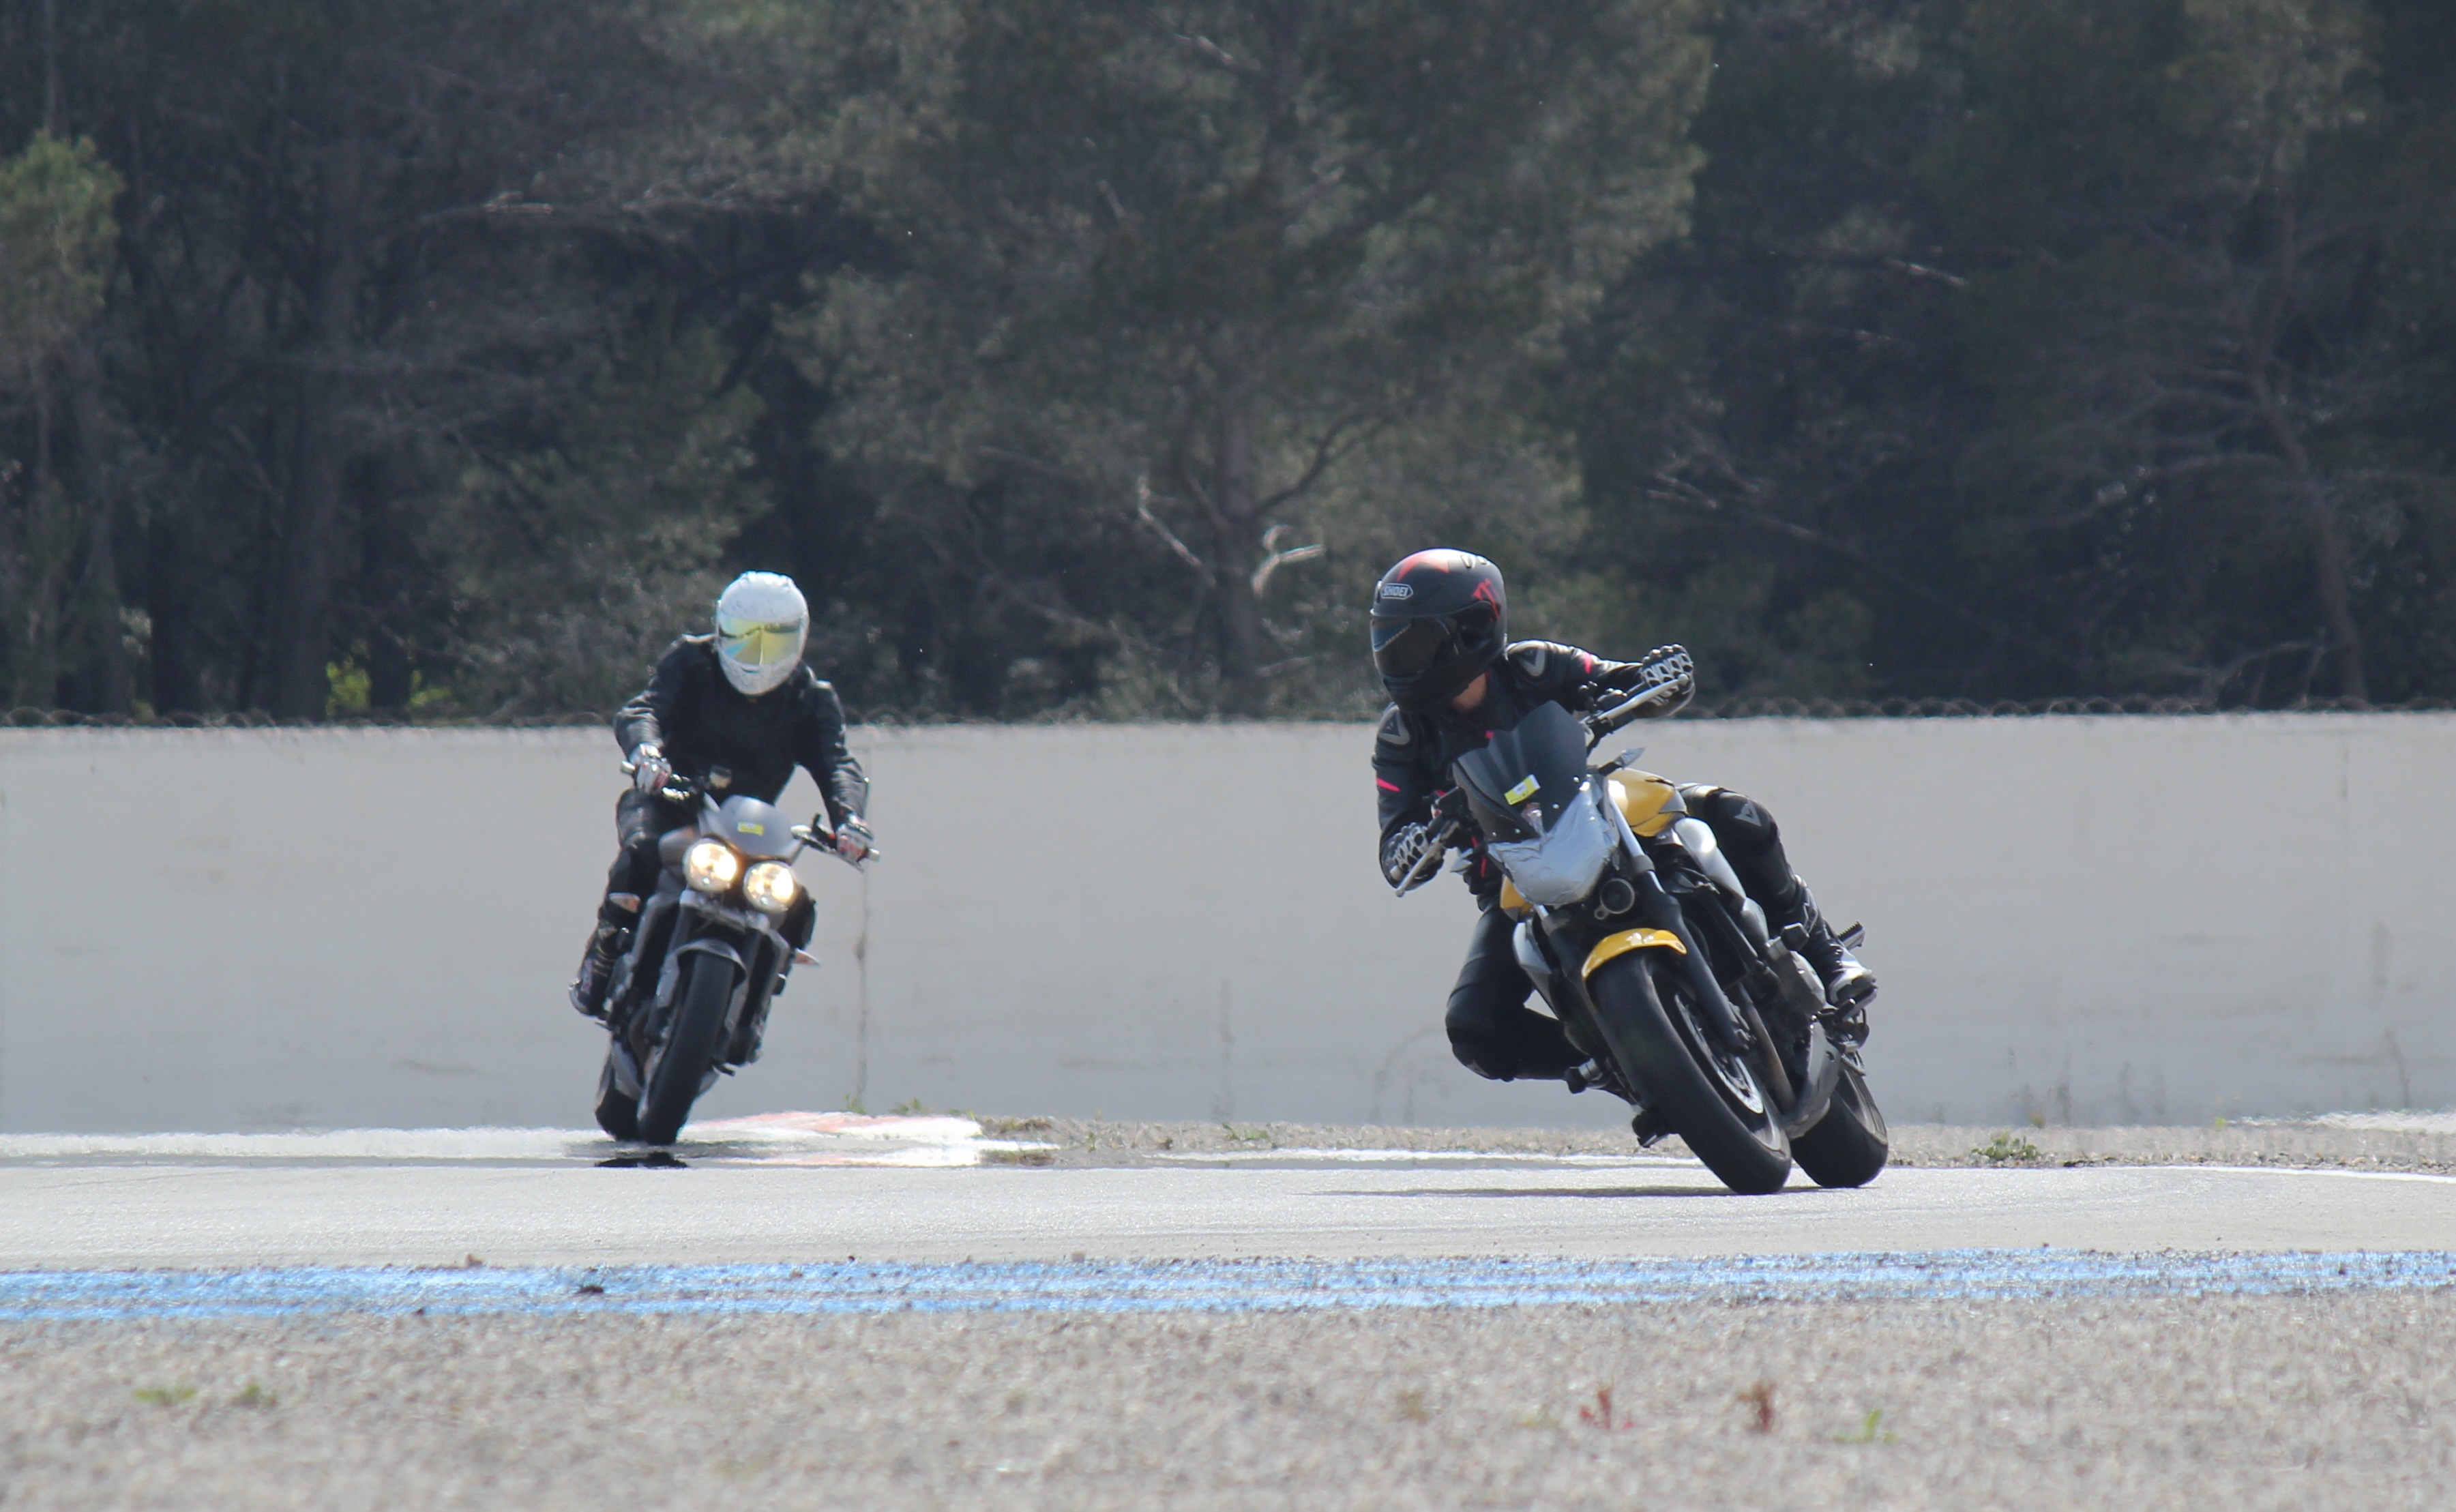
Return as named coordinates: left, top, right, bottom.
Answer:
left=1450, top=700, right=1589, bottom=842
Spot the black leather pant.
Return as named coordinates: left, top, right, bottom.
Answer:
left=1444, top=900, right=1582, bottom=1082
left=600, top=787, right=694, bottom=924
left=1443, top=784, right=1803, bottom=1081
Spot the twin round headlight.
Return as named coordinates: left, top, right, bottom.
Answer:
left=683, top=838, right=800, bottom=915
left=683, top=838, right=742, bottom=895
left=742, top=860, right=799, bottom=915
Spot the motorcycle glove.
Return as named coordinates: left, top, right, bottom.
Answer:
left=1381, top=821, right=1434, bottom=890
left=835, top=814, right=877, bottom=865
left=629, top=742, right=673, bottom=795
left=1590, top=644, right=1695, bottom=722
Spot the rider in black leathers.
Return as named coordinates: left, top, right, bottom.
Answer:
left=569, top=572, right=873, bottom=1018
left=1367, top=550, right=1874, bottom=1084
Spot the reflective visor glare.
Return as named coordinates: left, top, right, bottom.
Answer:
left=1371, top=618, right=1449, bottom=677
left=719, top=621, right=799, bottom=670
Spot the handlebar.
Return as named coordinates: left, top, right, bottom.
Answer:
left=791, top=818, right=881, bottom=870
left=619, top=753, right=703, bottom=807
left=1401, top=649, right=1693, bottom=895
left=1393, top=788, right=1474, bottom=896
left=1584, top=646, right=1695, bottom=745
left=1393, top=818, right=1466, bottom=898
left=623, top=759, right=876, bottom=870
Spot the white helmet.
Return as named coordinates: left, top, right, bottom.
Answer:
left=713, top=572, right=809, bottom=696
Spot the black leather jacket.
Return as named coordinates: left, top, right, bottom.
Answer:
left=1372, top=640, right=1687, bottom=894
left=614, top=636, right=868, bottom=823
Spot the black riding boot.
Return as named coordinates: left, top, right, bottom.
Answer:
left=569, top=917, right=632, bottom=1021
left=1774, top=882, right=1875, bottom=1047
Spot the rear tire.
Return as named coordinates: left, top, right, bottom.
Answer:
left=593, top=1048, right=640, bottom=1142
left=1792, top=1058, right=1889, bottom=1188
left=1591, top=952, right=1792, bottom=1195
left=635, top=953, right=735, bottom=1146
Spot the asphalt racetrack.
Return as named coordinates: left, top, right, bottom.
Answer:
left=5, top=1127, right=2456, bottom=1270
left=8, top=1116, right=2456, bottom=1509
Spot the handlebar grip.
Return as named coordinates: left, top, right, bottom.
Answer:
left=1592, top=689, right=1660, bottom=736
left=1593, top=651, right=1696, bottom=735
left=1393, top=820, right=1464, bottom=897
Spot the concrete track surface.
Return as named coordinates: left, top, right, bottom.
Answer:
left=13, top=1159, right=2456, bottom=1270
left=8, top=1119, right=2456, bottom=1508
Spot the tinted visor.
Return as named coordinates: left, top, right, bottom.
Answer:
left=1374, top=606, right=1497, bottom=672
left=715, top=612, right=806, bottom=681
left=1370, top=616, right=1452, bottom=677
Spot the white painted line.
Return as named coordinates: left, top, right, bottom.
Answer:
left=2184, top=1164, right=2456, bottom=1186
left=2295, top=1111, right=2456, bottom=1135
left=1147, top=1148, right=1689, bottom=1166
left=0, top=1112, right=1041, bottom=1169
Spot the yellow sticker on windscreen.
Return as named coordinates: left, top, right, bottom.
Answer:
left=1504, top=775, right=1540, bottom=805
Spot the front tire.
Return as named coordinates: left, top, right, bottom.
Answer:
left=635, top=953, right=735, bottom=1146
left=1591, top=952, right=1792, bottom=1194
left=1792, top=1058, right=1889, bottom=1188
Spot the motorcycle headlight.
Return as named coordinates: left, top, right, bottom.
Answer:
left=743, top=860, right=800, bottom=915
left=684, top=838, right=743, bottom=895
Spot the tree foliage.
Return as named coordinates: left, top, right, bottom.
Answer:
left=0, top=132, right=120, bottom=705
left=2, top=0, right=2453, bottom=720
left=801, top=0, right=1710, bottom=714
left=1573, top=0, right=2456, bottom=706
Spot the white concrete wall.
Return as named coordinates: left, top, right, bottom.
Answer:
left=1, top=715, right=2450, bottom=1133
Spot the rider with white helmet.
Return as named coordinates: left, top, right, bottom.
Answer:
left=569, top=571, right=875, bottom=1018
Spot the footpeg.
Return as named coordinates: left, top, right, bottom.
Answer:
left=1565, top=1060, right=1603, bottom=1095
left=1822, top=998, right=1870, bottom=1050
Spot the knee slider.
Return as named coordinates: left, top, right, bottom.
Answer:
left=1443, top=998, right=1518, bottom=1082
left=1447, top=1033, right=1515, bottom=1082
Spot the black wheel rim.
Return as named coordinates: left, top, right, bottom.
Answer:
left=1663, top=975, right=1773, bottom=1125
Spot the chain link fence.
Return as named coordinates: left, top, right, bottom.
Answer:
left=1685, top=695, right=2456, bottom=719
left=5, top=696, right=2455, bottom=730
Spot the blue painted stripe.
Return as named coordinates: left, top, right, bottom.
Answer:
left=3, top=1251, right=2453, bottom=1320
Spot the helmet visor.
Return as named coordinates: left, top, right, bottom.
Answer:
left=717, top=615, right=805, bottom=679
left=1370, top=616, right=1451, bottom=678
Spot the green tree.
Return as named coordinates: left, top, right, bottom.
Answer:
left=803, top=0, right=1715, bottom=713
left=1565, top=0, right=1974, bottom=699
left=1935, top=0, right=2388, bottom=700
left=1573, top=0, right=2456, bottom=707
left=0, top=132, right=119, bottom=707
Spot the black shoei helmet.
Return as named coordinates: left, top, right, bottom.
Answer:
left=1370, top=549, right=1507, bottom=711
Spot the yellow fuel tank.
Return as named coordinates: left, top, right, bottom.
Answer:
left=1608, top=771, right=1683, bottom=837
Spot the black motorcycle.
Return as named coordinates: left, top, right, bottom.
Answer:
left=1398, top=694, right=1888, bottom=1194
left=592, top=770, right=865, bottom=1146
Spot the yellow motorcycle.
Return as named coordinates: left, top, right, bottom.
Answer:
left=1400, top=698, right=1887, bottom=1194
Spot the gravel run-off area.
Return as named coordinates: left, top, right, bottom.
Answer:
left=5, top=1294, right=2453, bottom=1511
